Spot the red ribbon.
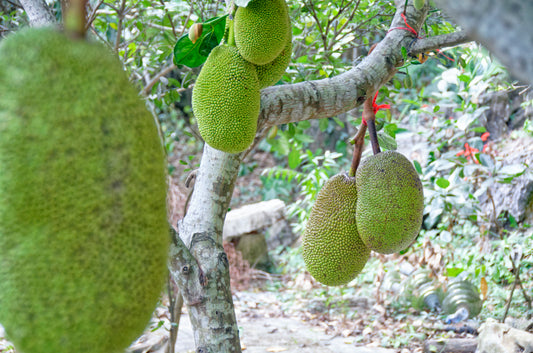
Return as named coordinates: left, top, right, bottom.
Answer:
left=387, top=13, right=420, bottom=38
left=362, top=92, right=390, bottom=126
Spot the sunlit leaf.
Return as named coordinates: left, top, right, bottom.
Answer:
left=436, top=178, right=450, bottom=189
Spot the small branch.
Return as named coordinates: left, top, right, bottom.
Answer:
left=409, top=30, right=472, bottom=55
left=349, top=120, right=367, bottom=177
left=142, top=63, right=177, bottom=96
left=114, top=0, right=127, bottom=53
left=85, top=0, right=104, bottom=30
left=19, top=0, right=56, bottom=27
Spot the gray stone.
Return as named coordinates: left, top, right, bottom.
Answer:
left=223, top=199, right=286, bottom=240
left=476, top=318, right=533, bottom=353
left=478, top=136, right=533, bottom=225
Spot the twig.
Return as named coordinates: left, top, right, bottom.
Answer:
left=85, top=0, right=104, bottom=30
left=349, top=121, right=367, bottom=176
left=142, top=64, right=177, bottom=96
left=502, top=252, right=524, bottom=322
left=113, top=0, right=127, bottom=53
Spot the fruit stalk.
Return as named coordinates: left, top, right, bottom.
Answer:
left=62, top=0, right=88, bottom=39
left=362, top=95, right=381, bottom=155
left=349, top=121, right=367, bottom=177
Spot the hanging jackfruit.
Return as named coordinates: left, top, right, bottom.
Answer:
left=355, top=151, right=424, bottom=254
left=192, top=44, right=261, bottom=153
left=303, top=173, right=371, bottom=286
left=0, top=28, right=169, bottom=353
left=234, top=0, right=290, bottom=65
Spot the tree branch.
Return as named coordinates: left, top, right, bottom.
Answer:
left=257, top=2, right=431, bottom=131
left=19, top=0, right=56, bottom=27
left=434, top=0, right=533, bottom=84
left=409, top=30, right=472, bottom=55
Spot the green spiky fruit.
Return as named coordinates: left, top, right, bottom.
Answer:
left=192, top=45, right=260, bottom=153
left=355, top=151, right=424, bottom=254
left=256, top=32, right=292, bottom=89
left=234, top=0, right=290, bottom=65
left=0, top=28, right=169, bottom=353
left=302, top=173, right=371, bottom=286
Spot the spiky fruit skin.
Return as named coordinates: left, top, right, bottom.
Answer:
left=256, top=29, right=292, bottom=89
left=192, top=45, right=260, bottom=153
left=234, top=0, right=290, bottom=65
left=0, top=28, right=169, bottom=353
left=355, top=151, right=424, bottom=254
left=302, top=173, right=371, bottom=286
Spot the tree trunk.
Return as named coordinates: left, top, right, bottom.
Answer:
left=434, top=0, right=533, bottom=85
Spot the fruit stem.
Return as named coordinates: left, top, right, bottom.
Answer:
left=62, top=0, right=88, bottom=39
left=349, top=121, right=367, bottom=177
left=363, top=95, right=381, bottom=155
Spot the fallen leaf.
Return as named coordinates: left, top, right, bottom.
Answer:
left=266, top=347, right=288, bottom=352
left=480, top=277, right=488, bottom=300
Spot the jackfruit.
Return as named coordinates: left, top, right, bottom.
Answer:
left=355, top=151, right=424, bottom=254
left=255, top=28, right=292, bottom=89
left=0, top=28, right=169, bottom=353
left=192, top=44, right=260, bottom=153
left=302, top=173, right=371, bottom=286
left=234, top=0, right=290, bottom=65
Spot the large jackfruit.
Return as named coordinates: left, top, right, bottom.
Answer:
left=234, top=0, right=290, bottom=65
left=302, top=173, right=371, bottom=286
left=0, top=28, right=169, bottom=353
left=192, top=45, right=260, bottom=153
left=355, top=151, right=424, bottom=254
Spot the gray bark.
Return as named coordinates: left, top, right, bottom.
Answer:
left=434, top=0, right=533, bottom=84
left=18, top=0, right=56, bottom=27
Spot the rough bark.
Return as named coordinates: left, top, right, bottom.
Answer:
left=434, top=0, right=533, bottom=84
left=18, top=0, right=56, bottom=27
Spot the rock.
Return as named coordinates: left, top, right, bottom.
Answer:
left=478, top=90, right=510, bottom=139
left=478, top=136, right=533, bottom=225
left=223, top=199, right=286, bottom=240
left=476, top=318, right=533, bottom=353
left=223, top=199, right=294, bottom=269
left=233, top=232, right=270, bottom=269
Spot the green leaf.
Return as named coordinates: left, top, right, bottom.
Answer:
left=433, top=105, right=440, bottom=113
left=376, top=131, right=397, bottom=150
left=471, top=126, right=487, bottom=133
left=173, top=15, right=227, bottom=67
left=401, top=46, right=408, bottom=60
left=287, top=123, right=296, bottom=138
left=319, top=118, right=329, bottom=132
left=446, top=267, right=464, bottom=277
left=413, top=160, right=422, bottom=174
left=288, top=149, right=300, bottom=169
left=436, top=178, right=450, bottom=189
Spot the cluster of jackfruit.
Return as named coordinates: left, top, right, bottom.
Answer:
left=303, top=150, right=424, bottom=286
left=0, top=28, right=169, bottom=353
left=192, top=0, right=292, bottom=154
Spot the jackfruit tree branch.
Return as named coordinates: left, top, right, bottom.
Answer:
left=256, top=6, right=472, bottom=130
left=409, top=30, right=472, bottom=55
left=19, top=0, right=56, bottom=27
